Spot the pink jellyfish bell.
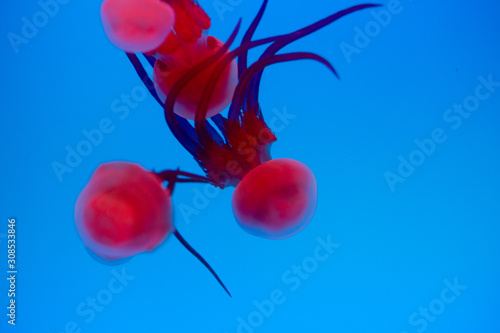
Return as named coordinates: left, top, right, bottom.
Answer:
left=146, top=0, right=237, bottom=120
left=75, top=162, right=173, bottom=261
left=153, top=35, right=238, bottom=120
left=100, top=0, right=175, bottom=53
left=232, top=159, right=317, bottom=240
left=75, top=162, right=232, bottom=295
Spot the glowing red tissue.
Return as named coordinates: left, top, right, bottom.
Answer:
left=100, top=0, right=175, bottom=53
left=75, top=162, right=173, bottom=261
left=232, top=159, right=317, bottom=239
left=153, top=36, right=238, bottom=120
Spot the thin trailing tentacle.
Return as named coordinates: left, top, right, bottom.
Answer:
left=156, top=168, right=211, bottom=194
left=126, top=53, right=200, bottom=156
left=126, top=52, right=163, bottom=106
left=143, top=53, right=157, bottom=67
left=247, top=4, right=381, bottom=111
left=228, top=52, right=337, bottom=119
left=237, top=0, right=269, bottom=78
left=156, top=169, right=211, bottom=184
left=210, top=114, right=227, bottom=141
left=192, top=36, right=290, bottom=141
left=173, top=229, right=231, bottom=297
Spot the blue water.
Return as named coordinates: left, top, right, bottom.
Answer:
left=1, top=0, right=499, bottom=332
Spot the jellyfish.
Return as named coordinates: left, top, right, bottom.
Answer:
left=125, top=1, right=380, bottom=239
left=75, top=161, right=230, bottom=295
left=149, top=0, right=238, bottom=120
left=100, top=0, right=175, bottom=53
left=100, top=0, right=237, bottom=120
left=152, top=34, right=238, bottom=120
left=232, top=159, right=318, bottom=239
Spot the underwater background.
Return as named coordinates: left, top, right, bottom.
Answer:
left=1, top=0, right=499, bottom=332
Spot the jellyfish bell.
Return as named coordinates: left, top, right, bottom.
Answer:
left=153, top=35, right=238, bottom=120
left=75, top=162, right=173, bottom=261
left=232, top=158, right=317, bottom=239
left=75, top=163, right=231, bottom=295
left=100, top=0, right=175, bottom=53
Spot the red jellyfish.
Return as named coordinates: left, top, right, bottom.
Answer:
left=113, top=0, right=238, bottom=120
left=126, top=1, right=380, bottom=238
left=100, top=0, right=175, bottom=53
left=232, top=159, right=317, bottom=239
left=152, top=34, right=238, bottom=120
left=75, top=161, right=231, bottom=295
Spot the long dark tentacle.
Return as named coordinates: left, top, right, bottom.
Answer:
left=126, top=52, right=163, bottom=106
left=173, top=230, right=231, bottom=297
left=126, top=23, right=242, bottom=160
left=156, top=169, right=211, bottom=184
left=196, top=4, right=380, bottom=124
left=192, top=45, right=335, bottom=128
left=143, top=53, right=157, bottom=67
left=210, top=114, right=228, bottom=143
left=192, top=36, right=291, bottom=141
left=237, top=0, right=269, bottom=78
left=127, top=4, right=379, bottom=163
left=228, top=52, right=337, bottom=119
left=126, top=52, right=201, bottom=156
left=163, top=19, right=242, bottom=150
left=246, top=4, right=381, bottom=111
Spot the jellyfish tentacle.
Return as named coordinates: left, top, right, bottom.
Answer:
left=210, top=114, right=228, bottom=143
left=205, top=119, right=225, bottom=145
left=166, top=19, right=242, bottom=145
left=238, top=0, right=269, bottom=112
left=229, top=52, right=337, bottom=119
left=237, top=0, right=269, bottom=78
left=158, top=168, right=211, bottom=195
left=126, top=52, right=201, bottom=155
left=190, top=42, right=335, bottom=126
left=247, top=4, right=381, bottom=111
left=173, top=229, right=231, bottom=297
left=193, top=36, right=287, bottom=139
left=156, top=169, right=211, bottom=184
left=126, top=52, right=163, bottom=106
left=143, top=53, right=157, bottom=67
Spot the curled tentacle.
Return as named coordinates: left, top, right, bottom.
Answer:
left=192, top=35, right=288, bottom=140
left=228, top=52, right=337, bottom=119
left=247, top=3, right=381, bottom=111
left=237, top=0, right=269, bottom=78
left=126, top=52, right=201, bottom=155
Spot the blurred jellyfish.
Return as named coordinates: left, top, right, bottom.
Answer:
left=100, top=0, right=175, bottom=53
left=232, top=159, right=318, bottom=239
left=75, top=161, right=231, bottom=295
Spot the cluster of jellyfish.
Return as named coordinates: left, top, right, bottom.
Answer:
left=75, top=0, right=379, bottom=295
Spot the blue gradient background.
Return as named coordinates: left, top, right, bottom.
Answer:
left=1, top=0, right=499, bottom=332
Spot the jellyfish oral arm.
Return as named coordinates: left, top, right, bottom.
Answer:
left=173, top=230, right=231, bottom=297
